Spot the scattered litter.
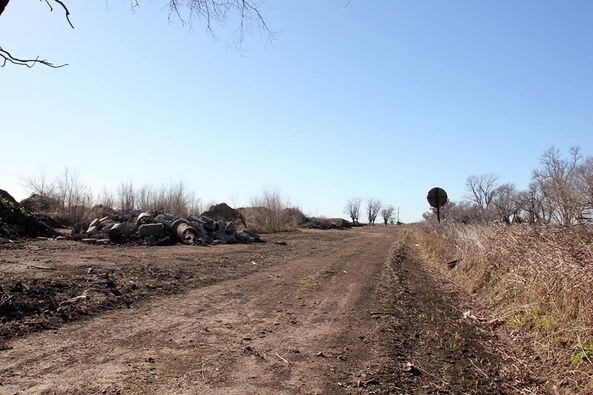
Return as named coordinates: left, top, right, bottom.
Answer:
left=462, top=310, right=487, bottom=323
left=463, top=310, right=477, bottom=320
left=275, top=353, right=289, bottom=363
left=403, top=362, right=421, bottom=376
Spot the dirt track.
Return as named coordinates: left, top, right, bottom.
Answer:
left=0, top=227, right=534, bottom=394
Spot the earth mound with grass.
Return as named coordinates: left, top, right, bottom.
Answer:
left=0, top=189, right=56, bottom=240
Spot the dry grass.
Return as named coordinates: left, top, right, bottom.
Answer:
left=240, top=206, right=304, bottom=234
left=415, top=223, right=593, bottom=392
left=241, top=189, right=305, bottom=233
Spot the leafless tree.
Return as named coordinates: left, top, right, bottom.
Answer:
left=149, top=181, right=201, bottom=217
left=0, top=0, right=270, bottom=68
left=491, top=183, right=520, bottom=224
left=531, top=147, right=584, bottom=226
left=116, top=181, right=136, bottom=214
left=465, top=174, right=499, bottom=222
left=21, top=169, right=54, bottom=197
left=428, top=147, right=593, bottom=227
left=97, top=187, right=115, bottom=209
left=576, top=157, right=593, bottom=221
left=22, top=167, right=91, bottom=223
left=366, top=198, right=382, bottom=225
left=344, top=198, right=362, bottom=224
left=53, top=167, right=93, bottom=224
left=510, top=181, right=552, bottom=225
left=380, top=205, right=395, bottom=226
left=112, top=181, right=202, bottom=216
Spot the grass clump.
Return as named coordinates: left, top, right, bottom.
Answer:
left=572, top=340, right=593, bottom=366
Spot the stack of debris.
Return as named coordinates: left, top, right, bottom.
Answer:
left=73, top=204, right=263, bottom=246
left=301, top=217, right=353, bottom=230
left=201, top=203, right=247, bottom=231
left=0, top=189, right=56, bottom=241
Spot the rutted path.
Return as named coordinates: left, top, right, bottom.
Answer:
left=0, top=228, right=527, bottom=394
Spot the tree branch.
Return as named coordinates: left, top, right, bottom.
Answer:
left=0, top=0, right=9, bottom=16
left=49, top=0, right=75, bottom=29
left=1, top=0, right=271, bottom=69
left=1, top=0, right=73, bottom=68
left=165, top=0, right=273, bottom=42
left=0, top=46, right=67, bottom=68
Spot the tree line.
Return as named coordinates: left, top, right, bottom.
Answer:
left=344, top=198, right=398, bottom=226
left=426, top=147, right=593, bottom=226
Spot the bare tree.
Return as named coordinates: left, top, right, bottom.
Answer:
left=54, top=167, right=93, bottom=224
left=514, top=181, right=553, bottom=225
left=111, top=181, right=202, bottom=216
left=366, top=198, right=382, bottom=225
left=21, top=169, right=54, bottom=197
left=380, top=205, right=395, bottom=226
left=0, top=0, right=270, bottom=68
left=491, top=183, right=520, bottom=224
left=344, top=198, right=362, bottom=224
left=97, top=186, right=115, bottom=209
left=426, top=147, right=593, bottom=227
left=465, top=174, right=499, bottom=222
left=576, top=157, right=593, bottom=221
left=150, top=181, right=201, bottom=217
left=116, top=181, right=136, bottom=214
left=532, top=147, right=584, bottom=226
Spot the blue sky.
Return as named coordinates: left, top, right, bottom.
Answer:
left=1, top=0, right=592, bottom=222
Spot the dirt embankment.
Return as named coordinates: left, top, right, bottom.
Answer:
left=1, top=227, right=541, bottom=394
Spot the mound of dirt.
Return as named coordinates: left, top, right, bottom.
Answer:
left=201, top=203, right=247, bottom=230
left=0, top=189, right=56, bottom=239
left=301, top=217, right=353, bottom=230
left=20, top=193, right=60, bottom=213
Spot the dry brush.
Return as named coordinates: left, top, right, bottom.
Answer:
left=415, top=223, right=593, bottom=391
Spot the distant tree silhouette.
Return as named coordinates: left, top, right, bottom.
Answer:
left=344, top=198, right=362, bottom=224
left=366, top=198, right=382, bottom=226
left=380, top=205, right=395, bottom=226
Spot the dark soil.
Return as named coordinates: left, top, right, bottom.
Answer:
left=362, top=235, right=541, bottom=394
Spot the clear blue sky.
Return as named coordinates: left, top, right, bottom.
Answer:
left=1, top=0, right=592, bottom=222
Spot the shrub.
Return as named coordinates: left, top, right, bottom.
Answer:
left=242, top=189, right=304, bottom=233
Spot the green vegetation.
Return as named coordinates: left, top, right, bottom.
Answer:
left=572, top=340, right=593, bottom=366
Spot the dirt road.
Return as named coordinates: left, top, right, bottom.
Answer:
left=0, top=228, right=532, bottom=394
